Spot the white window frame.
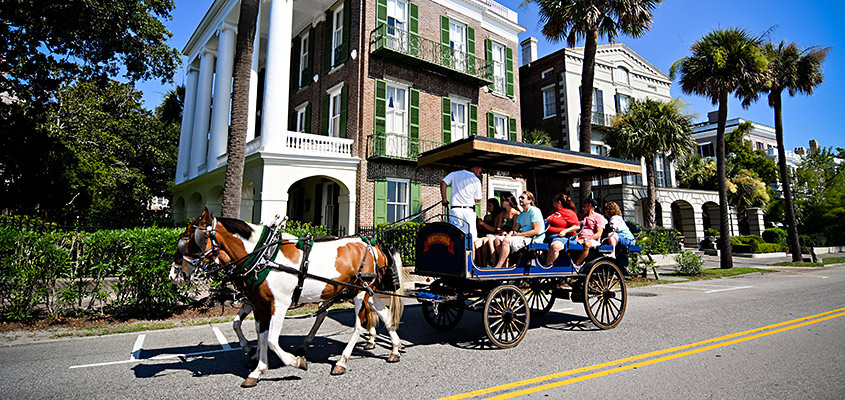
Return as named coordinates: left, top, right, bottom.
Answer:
left=327, top=85, right=343, bottom=138
left=655, top=155, right=666, bottom=187
left=616, top=93, right=630, bottom=114
left=591, top=144, right=609, bottom=186
left=542, top=86, right=555, bottom=119
left=541, top=68, right=553, bottom=79
left=331, top=6, right=344, bottom=67
left=385, top=82, right=409, bottom=157
left=615, top=66, right=630, bottom=85
left=386, top=178, right=410, bottom=223
left=386, top=0, right=408, bottom=50
left=295, top=102, right=308, bottom=133
left=299, top=32, right=309, bottom=87
left=450, top=98, right=468, bottom=142
left=491, top=41, right=506, bottom=95
left=493, top=112, right=508, bottom=140
left=487, top=177, right=523, bottom=203
left=449, top=20, right=467, bottom=72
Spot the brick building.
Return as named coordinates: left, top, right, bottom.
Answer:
left=171, top=0, right=526, bottom=233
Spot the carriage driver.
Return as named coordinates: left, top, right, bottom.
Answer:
left=441, top=165, right=484, bottom=254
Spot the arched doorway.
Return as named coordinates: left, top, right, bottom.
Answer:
left=701, top=201, right=720, bottom=234
left=173, top=197, right=187, bottom=223
left=186, top=193, right=204, bottom=219
left=671, top=200, right=697, bottom=248
left=287, top=176, right=349, bottom=235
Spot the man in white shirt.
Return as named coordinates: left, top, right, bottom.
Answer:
left=440, top=166, right=482, bottom=241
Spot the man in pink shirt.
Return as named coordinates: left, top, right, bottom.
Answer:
left=574, top=198, right=606, bottom=265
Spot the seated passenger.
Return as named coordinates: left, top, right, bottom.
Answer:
left=492, top=191, right=544, bottom=268
left=603, top=201, right=635, bottom=259
left=544, top=193, right=580, bottom=266
left=482, top=193, right=520, bottom=267
left=475, top=198, right=501, bottom=266
left=572, top=198, right=607, bottom=265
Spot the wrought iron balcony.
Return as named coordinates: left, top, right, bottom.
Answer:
left=369, top=24, right=493, bottom=87
left=585, top=112, right=616, bottom=127
left=366, top=132, right=442, bottom=162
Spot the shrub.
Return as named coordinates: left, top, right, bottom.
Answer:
left=754, top=243, right=784, bottom=254
left=674, top=251, right=703, bottom=275
left=799, top=233, right=828, bottom=248
left=705, top=228, right=720, bottom=238
left=375, top=222, right=422, bottom=265
left=283, top=220, right=329, bottom=237
left=639, top=227, right=681, bottom=255
left=762, top=228, right=787, bottom=246
left=730, top=235, right=768, bottom=253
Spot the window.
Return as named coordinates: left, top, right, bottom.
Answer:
left=331, top=6, right=344, bottom=67
left=542, top=87, right=555, bottom=118
left=385, top=83, right=408, bottom=157
left=590, top=88, right=605, bottom=125
left=449, top=20, right=467, bottom=71
left=756, top=141, right=765, bottom=150
left=451, top=99, right=468, bottom=141
left=387, top=0, right=408, bottom=49
left=591, top=144, right=608, bottom=186
left=614, top=67, right=630, bottom=85
left=541, top=68, right=553, bottom=79
left=616, top=93, right=630, bottom=114
left=655, top=155, right=666, bottom=187
left=299, top=32, right=309, bottom=87
left=493, top=113, right=508, bottom=140
left=699, top=142, right=714, bottom=158
left=327, top=86, right=343, bottom=137
left=386, top=179, right=409, bottom=223
left=491, top=41, right=506, bottom=94
left=295, top=103, right=308, bottom=133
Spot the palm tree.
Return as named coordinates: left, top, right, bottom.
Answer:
left=757, top=41, right=829, bottom=261
left=220, top=0, right=260, bottom=218
left=533, top=0, right=662, bottom=205
left=604, top=98, right=695, bottom=228
left=670, top=28, right=768, bottom=269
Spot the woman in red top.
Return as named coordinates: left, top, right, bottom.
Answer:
left=544, top=193, right=580, bottom=266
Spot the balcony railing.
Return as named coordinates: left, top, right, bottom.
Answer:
left=583, top=112, right=616, bottom=127
left=366, top=132, right=442, bottom=161
left=245, top=131, right=353, bottom=158
left=370, top=24, right=493, bottom=86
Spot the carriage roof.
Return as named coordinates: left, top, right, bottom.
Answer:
left=417, top=136, right=641, bottom=181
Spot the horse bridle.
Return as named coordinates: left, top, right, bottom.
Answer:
left=174, top=217, right=222, bottom=279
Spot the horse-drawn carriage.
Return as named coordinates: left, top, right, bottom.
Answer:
left=411, top=136, right=643, bottom=348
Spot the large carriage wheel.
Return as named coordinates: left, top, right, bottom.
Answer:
left=421, top=300, right=464, bottom=331
left=582, top=259, right=627, bottom=329
left=525, top=279, right=555, bottom=316
left=483, top=285, right=530, bottom=348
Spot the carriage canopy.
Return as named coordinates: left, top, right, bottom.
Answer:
left=417, top=136, right=642, bottom=181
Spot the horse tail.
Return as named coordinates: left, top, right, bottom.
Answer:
left=386, top=247, right=405, bottom=327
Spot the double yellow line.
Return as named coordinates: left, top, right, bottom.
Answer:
left=439, top=307, right=845, bottom=400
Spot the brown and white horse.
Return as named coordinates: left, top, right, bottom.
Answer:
left=171, top=209, right=405, bottom=387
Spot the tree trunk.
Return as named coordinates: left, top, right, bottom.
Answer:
left=716, top=92, right=733, bottom=268
left=221, top=0, right=260, bottom=219
left=771, top=90, right=802, bottom=261
left=578, top=28, right=599, bottom=205
left=644, top=157, right=656, bottom=228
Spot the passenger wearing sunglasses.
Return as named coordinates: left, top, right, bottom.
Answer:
left=491, top=191, right=544, bottom=268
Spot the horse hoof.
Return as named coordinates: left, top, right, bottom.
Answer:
left=246, top=359, right=258, bottom=370
left=387, top=353, right=400, bottom=363
left=241, top=378, right=259, bottom=388
left=296, top=356, right=308, bottom=371
left=363, top=343, right=376, bottom=350
left=331, top=365, right=347, bottom=375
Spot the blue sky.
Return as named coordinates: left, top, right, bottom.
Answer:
left=137, top=0, right=844, bottom=152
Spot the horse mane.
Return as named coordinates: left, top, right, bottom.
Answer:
left=217, top=217, right=255, bottom=239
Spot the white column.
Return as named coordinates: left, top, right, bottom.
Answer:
left=190, top=48, right=216, bottom=177
left=208, top=23, right=237, bottom=170
left=260, top=0, right=294, bottom=149
left=247, top=1, right=264, bottom=143
left=175, top=66, right=199, bottom=184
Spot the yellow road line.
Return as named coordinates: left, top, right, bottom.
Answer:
left=791, top=271, right=829, bottom=279
left=437, top=307, right=845, bottom=400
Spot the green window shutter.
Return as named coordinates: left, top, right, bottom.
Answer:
left=441, top=97, right=451, bottom=144
left=410, top=181, right=422, bottom=222
left=321, top=94, right=329, bottom=136
left=376, top=0, right=387, bottom=28
left=466, top=26, right=476, bottom=74
left=339, top=86, right=348, bottom=138
left=291, top=37, right=301, bottom=92
left=508, top=117, right=517, bottom=141
left=305, top=103, right=312, bottom=133
left=303, top=29, right=315, bottom=87
left=340, top=0, right=350, bottom=64
left=440, top=16, right=450, bottom=66
left=506, top=46, right=514, bottom=98
left=374, top=80, right=387, bottom=155
left=487, top=111, right=494, bottom=137
left=374, top=179, right=388, bottom=225
left=469, top=104, right=478, bottom=136
left=410, top=88, right=420, bottom=157
left=323, top=10, right=333, bottom=73
left=409, top=2, right=419, bottom=56
left=486, top=39, right=493, bottom=92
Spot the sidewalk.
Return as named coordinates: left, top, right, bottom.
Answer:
left=654, top=251, right=845, bottom=276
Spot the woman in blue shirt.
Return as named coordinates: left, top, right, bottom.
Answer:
left=491, top=191, right=544, bottom=268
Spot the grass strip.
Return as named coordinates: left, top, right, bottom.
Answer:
left=770, top=261, right=824, bottom=267
left=823, top=257, right=845, bottom=265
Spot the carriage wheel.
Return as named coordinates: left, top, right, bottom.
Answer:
left=582, top=259, right=627, bottom=329
left=483, top=285, right=530, bottom=348
left=525, top=279, right=555, bottom=316
left=421, top=300, right=464, bottom=331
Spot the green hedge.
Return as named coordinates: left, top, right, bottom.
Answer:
left=754, top=243, right=784, bottom=254
left=638, top=227, right=682, bottom=255
left=730, top=235, right=784, bottom=253
left=375, top=222, right=422, bottom=266
left=762, top=228, right=787, bottom=246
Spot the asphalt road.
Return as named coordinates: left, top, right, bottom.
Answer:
left=1, top=265, right=844, bottom=399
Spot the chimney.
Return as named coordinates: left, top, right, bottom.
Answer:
left=521, top=37, right=538, bottom=66
left=707, top=111, right=719, bottom=124
left=809, top=139, right=819, bottom=154
left=794, top=146, right=806, bottom=156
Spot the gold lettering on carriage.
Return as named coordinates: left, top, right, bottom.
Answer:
left=424, top=233, right=454, bottom=253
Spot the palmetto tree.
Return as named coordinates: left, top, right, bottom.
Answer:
left=534, top=0, right=662, bottom=205
left=756, top=41, right=829, bottom=261
left=604, top=98, right=695, bottom=228
left=670, top=28, right=768, bottom=269
left=220, top=0, right=260, bottom=218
